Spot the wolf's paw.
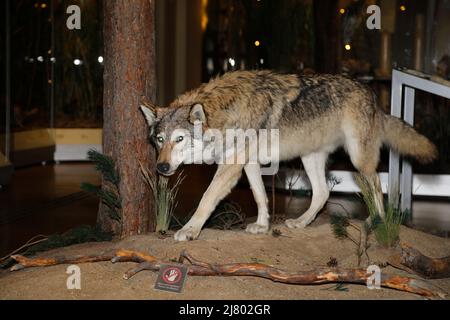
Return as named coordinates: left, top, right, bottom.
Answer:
left=285, top=217, right=310, bottom=229
left=174, top=226, right=201, bottom=242
left=245, top=223, right=269, bottom=235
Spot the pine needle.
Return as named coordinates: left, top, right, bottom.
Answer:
left=330, top=215, right=350, bottom=239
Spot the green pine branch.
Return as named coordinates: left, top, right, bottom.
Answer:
left=330, top=215, right=350, bottom=239
left=86, top=149, right=120, bottom=187
left=81, top=150, right=122, bottom=224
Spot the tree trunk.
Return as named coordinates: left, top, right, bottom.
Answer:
left=99, top=0, right=156, bottom=237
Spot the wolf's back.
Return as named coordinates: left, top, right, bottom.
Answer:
left=382, top=114, right=437, bottom=163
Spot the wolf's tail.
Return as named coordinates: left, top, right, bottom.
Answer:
left=382, top=114, right=438, bottom=163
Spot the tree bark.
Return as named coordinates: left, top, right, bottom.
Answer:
left=100, top=0, right=156, bottom=236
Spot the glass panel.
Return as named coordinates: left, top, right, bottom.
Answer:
left=413, top=89, right=450, bottom=174
left=10, top=0, right=52, bottom=132
left=7, top=0, right=104, bottom=133
left=53, top=0, right=103, bottom=128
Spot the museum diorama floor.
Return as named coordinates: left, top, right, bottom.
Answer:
left=1, top=219, right=449, bottom=300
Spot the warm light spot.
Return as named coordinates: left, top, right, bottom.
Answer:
left=339, top=8, right=345, bottom=14
left=400, top=5, right=406, bottom=11
left=47, top=49, right=52, bottom=54
left=34, top=3, right=38, bottom=8
left=201, top=0, right=208, bottom=31
left=344, top=44, right=351, bottom=51
left=41, top=3, right=47, bottom=8
left=254, top=40, right=261, bottom=47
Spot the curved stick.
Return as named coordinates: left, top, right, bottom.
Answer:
left=180, top=251, right=445, bottom=298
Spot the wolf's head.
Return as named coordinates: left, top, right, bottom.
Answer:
left=140, top=99, right=207, bottom=176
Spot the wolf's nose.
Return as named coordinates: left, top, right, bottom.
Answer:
left=156, top=162, right=170, bottom=174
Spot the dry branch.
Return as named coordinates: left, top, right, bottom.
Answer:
left=0, top=235, right=49, bottom=263
left=10, top=249, right=156, bottom=271
left=9, top=248, right=446, bottom=299
left=10, top=252, right=114, bottom=271
left=398, top=244, right=450, bottom=279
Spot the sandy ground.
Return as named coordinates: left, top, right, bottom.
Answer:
left=1, top=216, right=449, bottom=300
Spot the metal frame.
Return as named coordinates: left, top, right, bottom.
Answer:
left=388, top=69, right=450, bottom=213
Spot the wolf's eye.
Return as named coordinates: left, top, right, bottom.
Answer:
left=176, top=136, right=184, bottom=143
left=156, top=136, right=164, bottom=143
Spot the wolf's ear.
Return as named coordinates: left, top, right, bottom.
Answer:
left=189, top=103, right=207, bottom=125
left=140, top=96, right=159, bottom=126
left=140, top=104, right=157, bottom=126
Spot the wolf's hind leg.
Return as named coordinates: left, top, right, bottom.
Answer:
left=344, top=126, right=385, bottom=219
left=244, top=163, right=270, bottom=234
left=174, top=164, right=244, bottom=241
left=286, top=152, right=330, bottom=229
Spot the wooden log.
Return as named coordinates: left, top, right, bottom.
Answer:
left=399, top=244, right=450, bottom=279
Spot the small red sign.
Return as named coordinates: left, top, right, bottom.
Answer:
left=154, top=264, right=188, bottom=293
left=162, top=267, right=182, bottom=284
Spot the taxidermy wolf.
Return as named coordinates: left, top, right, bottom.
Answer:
left=140, top=70, right=437, bottom=242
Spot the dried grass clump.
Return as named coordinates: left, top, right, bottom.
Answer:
left=140, top=163, right=184, bottom=233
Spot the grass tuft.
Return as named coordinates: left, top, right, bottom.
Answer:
left=140, top=163, right=184, bottom=233
left=355, top=174, right=409, bottom=248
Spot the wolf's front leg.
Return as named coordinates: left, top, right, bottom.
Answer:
left=244, top=163, right=270, bottom=234
left=174, top=164, right=245, bottom=241
left=286, top=152, right=329, bottom=228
